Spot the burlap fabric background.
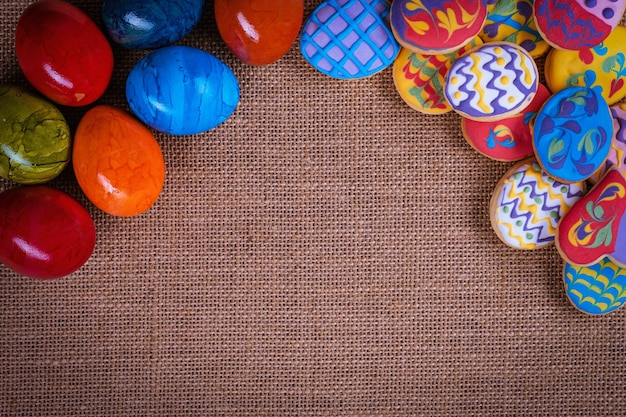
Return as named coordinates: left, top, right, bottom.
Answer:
left=1, top=1, right=625, bottom=415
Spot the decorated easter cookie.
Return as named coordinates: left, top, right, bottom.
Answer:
left=490, top=158, right=586, bottom=250
left=564, top=258, right=626, bottom=315
left=389, top=0, right=488, bottom=55
left=444, top=42, right=538, bottom=121
left=556, top=169, right=626, bottom=267
left=480, top=0, right=549, bottom=58
left=589, top=103, right=626, bottom=184
left=532, top=86, right=612, bottom=183
left=392, top=36, right=482, bottom=115
left=533, top=0, right=626, bottom=51
left=300, top=0, right=400, bottom=79
left=461, top=82, right=550, bottom=162
left=544, top=25, right=626, bottom=106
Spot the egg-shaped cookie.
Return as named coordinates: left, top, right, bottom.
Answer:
left=564, top=257, right=626, bottom=315
left=490, top=157, right=586, bottom=250
left=544, top=25, right=626, bottom=106
left=532, top=86, right=613, bottom=183
left=300, top=0, right=399, bottom=79
left=392, top=36, right=482, bottom=115
left=390, top=0, right=488, bottom=55
left=534, top=0, right=625, bottom=51
left=444, top=42, right=538, bottom=121
left=556, top=168, right=626, bottom=268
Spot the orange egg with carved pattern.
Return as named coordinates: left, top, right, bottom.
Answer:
left=73, top=105, right=165, bottom=217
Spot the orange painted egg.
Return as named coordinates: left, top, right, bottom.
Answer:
left=72, top=105, right=165, bottom=217
left=214, top=0, right=304, bottom=66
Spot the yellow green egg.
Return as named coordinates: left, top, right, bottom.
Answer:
left=0, top=85, right=71, bottom=184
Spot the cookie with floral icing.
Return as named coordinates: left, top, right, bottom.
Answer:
left=480, top=0, right=549, bottom=58
left=300, top=0, right=399, bottom=79
left=390, top=0, right=488, bottom=55
left=556, top=168, right=626, bottom=267
left=444, top=42, right=538, bottom=121
left=589, top=103, right=626, bottom=184
left=392, top=36, right=482, bottom=115
left=564, top=257, right=626, bottom=315
left=544, top=25, right=626, bottom=106
left=533, top=0, right=626, bottom=51
left=532, top=86, right=613, bottom=183
left=490, top=157, right=586, bottom=250
left=461, top=82, right=550, bottom=161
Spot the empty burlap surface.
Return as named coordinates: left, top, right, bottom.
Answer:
left=1, top=1, right=625, bottom=415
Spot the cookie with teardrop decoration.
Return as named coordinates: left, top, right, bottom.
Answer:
left=556, top=168, right=626, bottom=268
left=389, top=0, right=488, bottom=55
left=589, top=103, right=626, bottom=185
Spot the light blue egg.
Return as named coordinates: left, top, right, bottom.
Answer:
left=102, top=0, right=205, bottom=50
left=126, top=46, right=239, bottom=135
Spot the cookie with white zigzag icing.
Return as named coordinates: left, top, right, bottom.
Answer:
left=490, top=157, right=586, bottom=250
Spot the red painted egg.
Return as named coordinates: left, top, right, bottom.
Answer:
left=73, top=105, right=165, bottom=217
left=0, top=186, right=96, bottom=280
left=214, top=0, right=304, bottom=66
left=15, top=0, right=114, bottom=107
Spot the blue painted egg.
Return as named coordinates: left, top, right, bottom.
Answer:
left=102, top=0, right=204, bottom=49
left=126, top=46, right=240, bottom=135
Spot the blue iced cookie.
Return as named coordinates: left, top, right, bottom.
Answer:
left=102, top=0, right=204, bottom=49
left=532, top=86, right=613, bottom=183
left=300, top=0, right=399, bottom=79
left=126, top=46, right=239, bottom=135
left=564, top=258, right=626, bottom=315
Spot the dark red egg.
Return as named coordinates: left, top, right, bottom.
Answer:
left=0, top=186, right=96, bottom=279
left=15, top=0, right=114, bottom=107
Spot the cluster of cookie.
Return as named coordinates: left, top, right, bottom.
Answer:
left=299, top=0, right=626, bottom=315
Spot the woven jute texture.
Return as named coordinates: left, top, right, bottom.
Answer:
left=1, top=1, right=625, bottom=416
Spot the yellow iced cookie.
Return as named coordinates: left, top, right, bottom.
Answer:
left=544, top=25, right=626, bottom=105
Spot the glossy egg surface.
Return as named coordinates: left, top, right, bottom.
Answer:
left=126, top=46, right=240, bottom=135
left=0, top=185, right=96, bottom=280
left=102, top=0, right=205, bottom=49
left=214, top=0, right=304, bottom=65
left=73, top=105, right=165, bottom=217
left=0, top=85, right=71, bottom=184
left=15, top=0, right=114, bottom=106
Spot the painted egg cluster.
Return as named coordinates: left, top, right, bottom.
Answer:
left=2, top=0, right=253, bottom=279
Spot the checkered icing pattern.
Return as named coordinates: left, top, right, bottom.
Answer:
left=300, top=0, right=399, bottom=79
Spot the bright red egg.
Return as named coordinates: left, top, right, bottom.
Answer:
left=0, top=186, right=96, bottom=279
left=214, top=0, right=304, bottom=66
left=15, top=0, right=114, bottom=107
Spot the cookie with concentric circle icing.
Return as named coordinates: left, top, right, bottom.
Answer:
left=444, top=42, right=538, bottom=121
left=461, top=83, right=550, bottom=162
left=532, top=86, right=613, bottom=183
left=533, top=0, right=626, bottom=51
left=392, top=36, right=482, bottom=115
left=564, top=257, right=626, bottom=315
left=300, top=0, right=400, bottom=79
left=389, top=0, right=488, bottom=55
left=490, top=157, right=586, bottom=250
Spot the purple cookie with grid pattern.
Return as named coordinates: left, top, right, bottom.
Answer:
left=300, top=0, right=400, bottom=79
